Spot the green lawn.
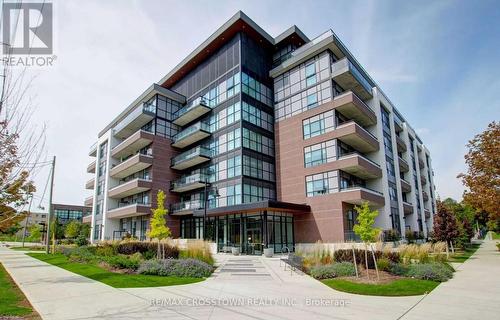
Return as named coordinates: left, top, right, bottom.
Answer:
left=322, top=278, right=440, bottom=296
left=0, top=263, right=34, bottom=317
left=28, top=253, right=205, bottom=288
left=449, top=243, right=481, bottom=263
left=492, top=232, right=500, bottom=240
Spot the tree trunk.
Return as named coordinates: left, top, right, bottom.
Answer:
left=364, top=244, right=370, bottom=280
left=352, top=245, right=358, bottom=278
left=445, top=241, right=450, bottom=259
left=370, top=244, right=379, bottom=281
left=157, top=240, right=161, bottom=259
left=450, top=241, right=455, bottom=254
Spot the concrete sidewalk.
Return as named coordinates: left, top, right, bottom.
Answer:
left=1, top=241, right=498, bottom=319
left=401, top=240, right=500, bottom=320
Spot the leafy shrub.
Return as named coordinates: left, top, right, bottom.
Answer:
left=333, top=249, right=399, bottom=269
left=103, top=253, right=142, bottom=270
left=117, top=241, right=179, bottom=259
left=66, top=246, right=97, bottom=263
left=388, top=262, right=409, bottom=276
left=310, top=262, right=356, bottom=279
left=143, top=249, right=156, bottom=260
left=496, top=243, right=500, bottom=251
left=138, top=258, right=212, bottom=278
left=376, top=258, right=391, bottom=271
left=75, top=234, right=89, bottom=247
left=95, top=243, right=117, bottom=257
left=179, top=240, right=214, bottom=265
left=406, top=263, right=453, bottom=282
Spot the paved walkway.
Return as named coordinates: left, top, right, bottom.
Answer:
left=0, top=241, right=498, bottom=319
left=400, top=239, right=500, bottom=320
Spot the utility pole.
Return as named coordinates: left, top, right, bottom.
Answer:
left=45, top=156, right=56, bottom=254
left=21, top=195, right=34, bottom=248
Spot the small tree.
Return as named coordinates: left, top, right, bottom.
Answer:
left=353, top=201, right=381, bottom=280
left=27, top=224, right=42, bottom=242
left=433, top=200, right=460, bottom=255
left=64, top=220, right=81, bottom=239
left=147, top=190, right=171, bottom=259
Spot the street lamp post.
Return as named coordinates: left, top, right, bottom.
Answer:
left=202, top=172, right=219, bottom=241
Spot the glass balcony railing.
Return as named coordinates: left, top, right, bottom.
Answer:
left=174, top=97, right=209, bottom=120
left=338, top=151, right=381, bottom=168
left=171, top=146, right=212, bottom=168
left=171, top=200, right=203, bottom=213
left=173, top=122, right=210, bottom=144
left=113, top=102, right=156, bottom=137
left=332, top=57, right=373, bottom=98
left=171, top=173, right=208, bottom=190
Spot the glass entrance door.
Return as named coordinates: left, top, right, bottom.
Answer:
left=244, top=216, right=263, bottom=255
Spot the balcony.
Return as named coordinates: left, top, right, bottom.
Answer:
left=331, top=57, right=373, bottom=100
left=398, top=156, right=409, bottom=172
left=419, top=157, right=425, bottom=169
left=171, top=146, right=212, bottom=170
left=173, top=97, right=211, bottom=126
left=337, top=153, right=382, bottom=179
left=108, top=178, right=152, bottom=199
left=171, top=200, right=203, bottom=216
left=111, top=129, right=154, bottom=159
left=420, top=174, right=427, bottom=186
left=86, top=160, right=96, bottom=174
left=172, top=122, right=211, bottom=149
left=336, top=187, right=385, bottom=207
left=403, top=201, right=413, bottom=215
left=113, top=103, right=156, bottom=139
left=333, top=91, right=376, bottom=126
left=400, top=178, right=411, bottom=193
left=89, top=142, right=97, bottom=157
left=394, top=117, right=403, bottom=133
left=109, top=154, right=153, bottom=179
left=423, top=190, right=429, bottom=201
left=85, top=178, right=95, bottom=190
left=107, top=203, right=151, bottom=219
left=336, top=121, right=379, bottom=153
left=425, top=209, right=431, bottom=219
left=171, top=173, right=208, bottom=193
left=82, top=215, right=92, bottom=224
left=84, top=195, right=93, bottom=207
left=396, top=135, right=407, bottom=152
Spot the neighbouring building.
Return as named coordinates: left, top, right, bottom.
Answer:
left=84, top=11, right=437, bottom=253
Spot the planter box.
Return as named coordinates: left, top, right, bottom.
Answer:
left=263, top=248, right=274, bottom=258
left=232, top=247, right=240, bottom=255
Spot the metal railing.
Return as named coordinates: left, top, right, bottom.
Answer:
left=113, top=102, right=156, bottom=135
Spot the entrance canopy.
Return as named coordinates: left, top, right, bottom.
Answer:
left=192, top=200, right=311, bottom=217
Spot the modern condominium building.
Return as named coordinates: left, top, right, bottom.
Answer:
left=84, top=11, right=436, bottom=252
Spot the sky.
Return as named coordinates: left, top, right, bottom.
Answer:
left=13, top=0, right=500, bottom=209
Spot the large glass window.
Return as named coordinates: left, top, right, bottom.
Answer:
left=241, top=101, right=274, bottom=132
left=242, top=155, right=275, bottom=182
left=241, top=72, right=273, bottom=107
left=302, top=110, right=335, bottom=139
left=305, top=171, right=338, bottom=197
left=242, top=128, right=274, bottom=156
left=304, top=140, right=336, bottom=167
left=243, top=184, right=275, bottom=203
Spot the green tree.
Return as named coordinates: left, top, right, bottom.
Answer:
left=353, top=201, right=381, bottom=280
left=27, top=224, right=42, bottom=242
left=64, top=220, right=81, bottom=239
left=147, top=190, right=171, bottom=259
